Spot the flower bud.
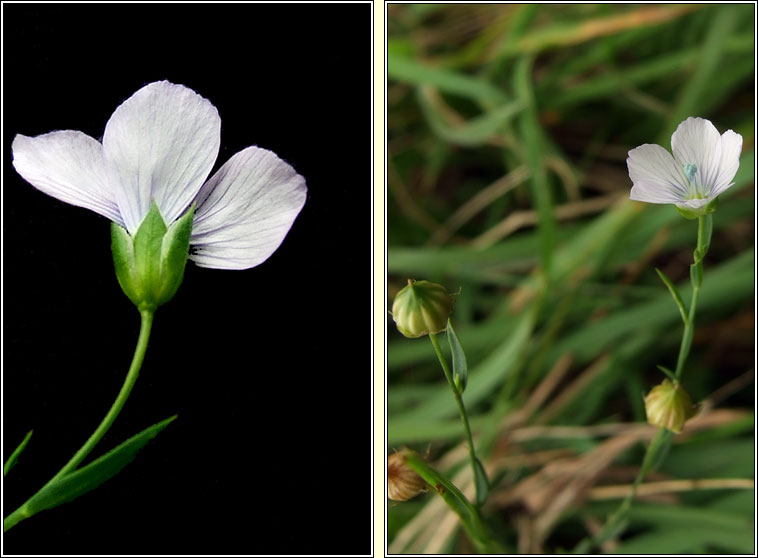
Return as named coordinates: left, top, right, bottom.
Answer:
left=111, top=202, right=194, bottom=312
left=388, top=451, right=427, bottom=501
left=644, top=379, right=695, bottom=434
left=391, top=280, right=454, bottom=338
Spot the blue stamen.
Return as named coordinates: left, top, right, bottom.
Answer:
left=683, top=163, right=697, bottom=182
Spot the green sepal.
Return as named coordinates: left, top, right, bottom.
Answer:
left=157, top=204, right=194, bottom=306
left=111, top=203, right=194, bottom=311
left=4, top=430, right=33, bottom=477
left=111, top=222, right=140, bottom=307
left=675, top=196, right=718, bottom=220
left=18, top=416, right=177, bottom=520
left=446, top=319, right=468, bottom=394
left=133, top=202, right=168, bottom=310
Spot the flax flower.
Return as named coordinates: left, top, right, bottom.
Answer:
left=12, top=81, right=306, bottom=270
left=627, top=117, right=742, bottom=210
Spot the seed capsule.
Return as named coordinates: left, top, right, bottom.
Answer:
left=644, top=379, right=695, bottom=434
left=391, top=279, right=454, bottom=338
left=388, top=451, right=427, bottom=501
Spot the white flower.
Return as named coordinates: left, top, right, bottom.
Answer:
left=627, top=117, right=742, bottom=209
left=12, top=81, right=307, bottom=270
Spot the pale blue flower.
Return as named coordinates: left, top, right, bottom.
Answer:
left=12, top=81, right=306, bottom=270
left=627, top=117, right=742, bottom=209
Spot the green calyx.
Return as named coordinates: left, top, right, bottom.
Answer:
left=675, top=196, right=719, bottom=219
left=111, top=202, right=194, bottom=311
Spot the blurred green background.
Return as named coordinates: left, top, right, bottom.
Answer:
left=387, top=4, right=754, bottom=554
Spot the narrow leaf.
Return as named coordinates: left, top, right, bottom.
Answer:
left=416, top=87, right=523, bottom=146
left=655, top=267, right=688, bottom=325
left=401, top=449, right=490, bottom=546
left=656, top=364, right=678, bottom=383
left=473, top=457, right=490, bottom=507
left=446, top=319, right=468, bottom=393
left=4, top=430, right=33, bottom=477
left=22, top=415, right=177, bottom=516
left=388, top=53, right=508, bottom=104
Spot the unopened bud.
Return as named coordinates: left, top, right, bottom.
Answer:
left=644, top=379, right=695, bottom=434
left=391, top=280, right=454, bottom=338
left=388, top=451, right=427, bottom=501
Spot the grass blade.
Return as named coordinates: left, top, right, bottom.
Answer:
left=4, top=430, right=33, bottom=477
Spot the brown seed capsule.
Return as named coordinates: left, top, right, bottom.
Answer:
left=644, top=379, right=696, bottom=434
left=388, top=451, right=427, bottom=501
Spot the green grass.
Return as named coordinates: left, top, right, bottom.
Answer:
left=387, top=4, right=754, bottom=554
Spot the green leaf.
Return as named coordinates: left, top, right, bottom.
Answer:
left=473, top=457, right=490, bottom=507
left=655, top=364, right=677, bottom=383
left=447, top=319, right=468, bottom=393
left=387, top=53, right=508, bottom=104
left=401, top=449, right=491, bottom=549
left=21, top=415, right=177, bottom=517
left=655, top=267, right=688, bottom=325
left=4, top=430, right=33, bottom=476
left=416, top=87, right=523, bottom=146
left=515, top=55, right=555, bottom=276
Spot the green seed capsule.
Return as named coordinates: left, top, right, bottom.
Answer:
left=644, top=379, right=695, bottom=434
left=391, top=279, right=454, bottom=338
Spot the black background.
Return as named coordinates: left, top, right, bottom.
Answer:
left=2, top=3, right=371, bottom=555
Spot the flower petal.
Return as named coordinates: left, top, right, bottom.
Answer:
left=711, top=129, right=742, bottom=196
left=12, top=131, right=123, bottom=225
left=627, top=143, right=689, bottom=203
left=190, top=146, right=307, bottom=270
left=103, top=81, right=221, bottom=233
left=670, top=117, right=721, bottom=193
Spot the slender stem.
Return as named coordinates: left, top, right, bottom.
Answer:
left=674, top=286, right=699, bottom=380
left=674, top=215, right=709, bottom=381
left=572, top=428, right=671, bottom=553
left=572, top=216, right=711, bottom=553
left=429, top=332, right=481, bottom=502
left=3, top=309, right=154, bottom=532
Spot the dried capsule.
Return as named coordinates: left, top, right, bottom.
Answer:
left=644, top=379, right=695, bottom=434
left=388, top=451, right=427, bottom=501
left=391, top=279, right=454, bottom=338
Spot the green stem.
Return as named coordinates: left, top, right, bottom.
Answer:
left=572, top=216, right=711, bottom=553
left=674, top=215, right=710, bottom=381
left=4, top=309, right=154, bottom=532
left=572, top=428, right=672, bottom=553
left=674, top=285, right=699, bottom=380
left=429, top=332, right=482, bottom=504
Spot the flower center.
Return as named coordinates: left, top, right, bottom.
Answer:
left=683, top=163, right=703, bottom=199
